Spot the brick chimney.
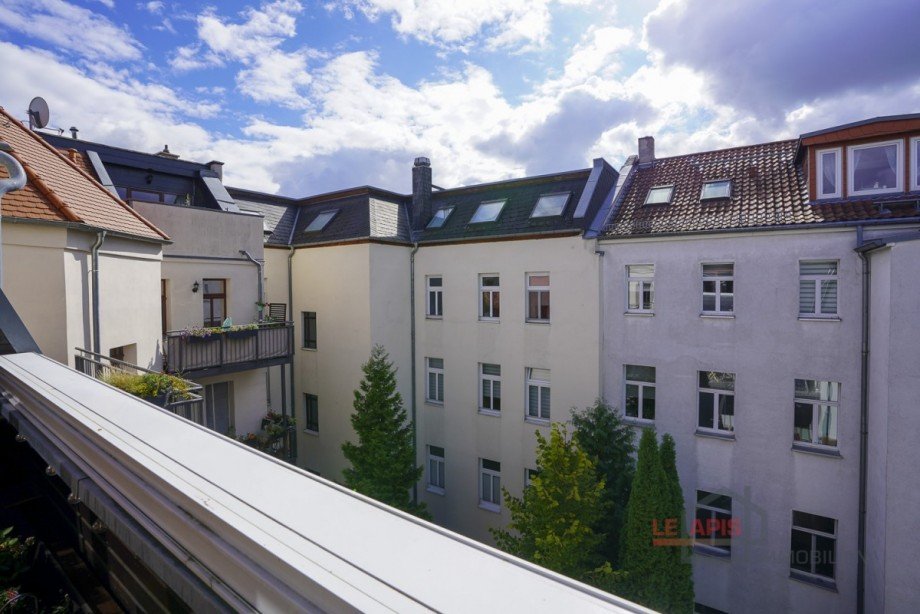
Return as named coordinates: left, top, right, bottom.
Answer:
left=411, top=156, right=432, bottom=230
left=638, top=136, right=655, bottom=165
left=207, top=160, right=224, bottom=181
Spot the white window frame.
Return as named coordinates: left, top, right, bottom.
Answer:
left=793, top=379, right=840, bottom=449
left=479, top=458, right=501, bottom=512
left=479, top=274, right=500, bottom=321
left=526, top=273, right=551, bottom=323
left=700, top=179, right=732, bottom=200
left=479, top=363, right=502, bottom=416
left=698, top=371, right=735, bottom=434
left=799, top=260, right=838, bottom=318
left=525, top=368, right=551, bottom=423
left=847, top=139, right=904, bottom=196
left=791, top=511, right=837, bottom=582
left=644, top=185, right=674, bottom=205
left=427, top=445, right=445, bottom=494
left=911, top=136, right=920, bottom=192
left=426, top=276, right=443, bottom=318
left=470, top=199, right=506, bottom=223
left=530, top=192, right=570, bottom=218
left=425, top=357, right=444, bottom=404
left=524, top=468, right=539, bottom=488
left=426, top=206, right=454, bottom=229
left=695, top=490, right=733, bottom=554
left=626, top=264, right=655, bottom=313
left=624, top=364, right=655, bottom=422
left=701, top=263, right=734, bottom=315
left=815, top=147, right=842, bottom=200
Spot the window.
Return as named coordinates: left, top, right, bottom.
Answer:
left=526, top=273, right=550, bottom=321
left=627, top=264, right=654, bottom=312
left=479, top=458, right=501, bottom=510
left=427, top=445, right=445, bottom=493
left=524, top=468, right=539, bottom=488
left=815, top=148, right=842, bottom=199
left=202, top=278, right=226, bottom=327
left=116, top=186, right=184, bottom=204
left=479, top=363, right=502, bottom=414
left=470, top=199, right=506, bottom=223
left=698, top=371, right=735, bottom=433
left=911, top=137, right=920, bottom=192
left=701, top=180, right=731, bottom=200
left=426, top=276, right=443, bottom=318
left=304, top=394, right=319, bottom=433
left=794, top=379, right=839, bottom=448
left=526, top=368, right=551, bottom=422
left=530, top=192, right=570, bottom=218
left=702, top=264, right=734, bottom=314
left=302, top=311, right=317, bottom=349
left=426, top=358, right=444, bottom=404
left=645, top=185, right=674, bottom=205
left=791, top=511, right=836, bottom=582
left=799, top=261, right=838, bottom=317
left=624, top=365, right=655, bottom=421
left=203, top=382, right=233, bottom=434
left=695, top=491, right=733, bottom=554
left=427, top=206, right=454, bottom=229
left=848, top=140, right=903, bottom=195
left=479, top=275, right=500, bottom=320
left=305, top=210, right=337, bottom=232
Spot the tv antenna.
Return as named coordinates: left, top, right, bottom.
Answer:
left=28, top=97, right=50, bottom=130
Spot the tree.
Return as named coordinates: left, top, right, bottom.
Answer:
left=571, top=399, right=636, bottom=567
left=491, top=423, right=607, bottom=580
left=342, top=345, right=426, bottom=517
left=659, top=434, right=694, bottom=613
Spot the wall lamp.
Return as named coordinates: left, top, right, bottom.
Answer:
left=192, top=281, right=200, bottom=293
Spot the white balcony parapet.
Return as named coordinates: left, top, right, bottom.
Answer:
left=0, top=352, right=649, bottom=613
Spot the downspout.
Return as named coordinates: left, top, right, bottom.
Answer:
left=409, top=241, right=419, bottom=507
left=239, top=250, right=270, bottom=418
left=854, top=225, right=874, bottom=614
left=594, top=239, right=605, bottom=402
left=288, top=245, right=297, bottom=462
left=239, top=250, right=264, bottom=321
left=91, top=230, right=106, bottom=355
left=0, top=143, right=28, bottom=288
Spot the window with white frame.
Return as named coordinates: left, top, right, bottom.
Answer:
left=695, top=491, right=733, bottom=554
left=645, top=185, right=674, bottom=205
left=526, top=368, right=551, bottom=422
left=698, top=371, right=735, bottom=433
left=848, top=140, right=903, bottom=195
left=701, top=180, right=731, bottom=200
left=479, top=458, right=501, bottom=510
left=480, top=275, right=500, bottom=320
left=427, top=206, right=454, bottom=229
left=426, top=276, right=443, bottom=317
left=479, top=363, right=502, bottom=414
left=530, top=192, right=570, bottom=217
left=794, top=379, right=839, bottom=448
left=526, top=273, right=550, bottom=321
left=624, top=364, right=655, bottom=421
left=912, top=137, right=920, bottom=192
left=627, top=264, right=655, bottom=312
left=816, top=148, right=842, bottom=199
left=799, top=260, right=838, bottom=317
left=426, top=357, right=444, bottom=404
left=427, top=445, right=445, bottom=493
left=470, top=199, right=506, bottom=223
left=702, top=263, right=734, bottom=314
left=791, top=511, right=836, bottom=581
left=524, top=468, right=539, bottom=488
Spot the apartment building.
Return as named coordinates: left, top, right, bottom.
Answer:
left=595, top=115, right=920, bottom=613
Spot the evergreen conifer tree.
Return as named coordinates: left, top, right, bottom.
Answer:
left=659, top=433, right=694, bottom=613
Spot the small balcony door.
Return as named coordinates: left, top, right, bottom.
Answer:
left=203, top=382, right=233, bottom=435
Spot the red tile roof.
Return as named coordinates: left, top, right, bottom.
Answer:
left=602, top=139, right=920, bottom=237
left=0, top=107, right=168, bottom=241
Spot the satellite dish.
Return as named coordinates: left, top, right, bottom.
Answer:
left=28, top=97, right=50, bottom=130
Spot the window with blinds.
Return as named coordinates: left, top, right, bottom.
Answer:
left=526, top=368, right=551, bottom=421
left=479, top=363, right=501, bottom=413
left=799, top=261, right=838, bottom=317
left=426, top=357, right=444, bottom=403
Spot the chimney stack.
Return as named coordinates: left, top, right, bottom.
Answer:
left=155, top=144, right=179, bottom=160
left=638, top=136, right=655, bottom=165
left=207, top=160, right=224, bottom=181
left=411, top=156, right=432, bottom=230
left=69, top=126, right=79, bottom=139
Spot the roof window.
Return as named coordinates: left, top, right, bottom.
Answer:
left=701, top=180, right=731, bottom=200
left=644, top=186, right=674, bottom=205
left=427, top=206, right=454, bottom=229
left=304, top=210, right=337, bottom=232
left=530, top=192, right=570, bottom=218
left=470, top=199, right=506, bottom=223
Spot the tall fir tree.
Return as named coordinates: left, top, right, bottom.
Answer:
left=490, top=423, right=607, bottom=581
left=342, top=345, right=426, bottom=517
left=659, top=433, right=694, bottom=613
left=571, top=399, right=636, bottom=567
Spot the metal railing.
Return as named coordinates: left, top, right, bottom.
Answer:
left=163, top=322, right=294, bottom=376
left=74, top=348, right=203, bottom=421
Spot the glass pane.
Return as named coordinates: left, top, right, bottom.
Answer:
left=628, top=281, right=640, bottom=310
left=305, top=210, right=336, bottom=232
left=429, top=445, right=444, bottom=458
left=427, top=207, right=453, bottom=228
left=428, top=358, right=443, bottom=369
left=436, top=374, right=444, bottom=401
left=481, top=379, right=491, bottom=409
left=471, top=200, right=506, bottom=223
left=210, top=298, right=225, bottom=322
left=428, top=277, right=442, bottom=287
left=628, top=264, right=654, bottom=277
left=642, top=282, right=654, bottom=310
left=645, top=186, right=673, bottom=205
left=703, top=263, right=733, bottom=277
left=799, top=279, right=816, bottom=314
left=528, top=275, right=550, bottom=287
left=820, top=280, right=837, bottom=314
left=540, top=292, right=550, bottom=320
left=699, top=371, right=735, bottom=390
left=703, top=292, right=716, bottom=312
left=531, top=193, right=569, bottom=217
left=203, top=279, right=225, bottom=294
left=701, top=180, right=731, bottom=199
left=625, top=384, right=639, bottom=417
left=800, top=261, right=837, bottom=275
left=528, top=385, right=539, bottom=416
left=428, top=293, right=437, bottom=315
left=790, top=529, right=812, bottom=573
left=428, top=373, right=437, bottom=399
left=818, top=405, right=837, bottom=446
left=481, top=363, right=501, bottom=376
left=528, top=292, right=540, bottom=319
left=481, top=292, right=490, bottom=317
left=493, top=292, right=500, bottom=318
left=540, top=386, right=550, bottom=419
left=718, top=394, right=734, bottom=431
left=482, top=459, right=500, bottom=472
left=699, top=392, right=714, bottom=428
left=481, top=474, right=489, bottom=500
left=814, top=535, right=836, bottom=578
left=438, top=463, right=445, bottom=488
left=793, top=511, right=835, bottom=535
left=794, top=402, right=813, bottom=442
left=642, top=385, right=655, bottom=420
left=720, top=281, right=734, bottom=311
left=852, top=144, right=898, bottom=192
left=625, top=364, right=655, bottom=382
left=482, top=276, right=499, bottom=288
left=493, top=381, right=501, bottom=410
left=821, top=151, right=837, bottom=195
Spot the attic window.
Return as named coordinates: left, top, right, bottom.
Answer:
left=304, top=210, right=337, bottom=232
left=470, top=199, right=506, bottom=223
left=701, top=180, right=731, bottom=200
left=848, top=140, right=903, bottom=196
left=530, top=192, right=570, bottom=218
left=427, top=206, right=454, bottom=229
left=644, top=186, right=673, bottom=205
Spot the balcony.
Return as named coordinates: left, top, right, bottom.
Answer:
left=164, top=321, right=294, bottom=378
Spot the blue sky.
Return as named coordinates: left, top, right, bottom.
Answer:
left=1, top=0, right=918, bottom=195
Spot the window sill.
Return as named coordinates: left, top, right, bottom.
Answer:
left=478, top=409, right=501, bottom=418
left=700, top=313, right=734, bottom=319
left=303, top=429, right=319, bottom=437
left=789, top=570, right=838, bottom=592
left=525, top=319, right=551, bottom=325
left=695, top=429, right=735, bottom=441
left=478, top=502, right=501, bottom=514
left=624, top=417, right=655, bottom=427
left=425, top=315, right=443, bottom=320
left=478, top=318, right=500, bottom=323
left=300, top=347, right=318, bottom=352
left=792, top=442, right=841, bottom=458
left=426, top=486, right=445, bottom=496
left=424, top=400, right=444, bottom=408
left=693, top=544, right=731, bottom=559
left=524, top=417, right=551, bottom=427
left=624, top=311, right=654, bottom=317
left=797, top=316, right=841, bottom=322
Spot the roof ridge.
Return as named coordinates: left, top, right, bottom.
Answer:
left=650, top=138, right=799, bottom=164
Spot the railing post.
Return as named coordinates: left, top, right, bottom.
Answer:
left=256, top=326, right=261, bottom=362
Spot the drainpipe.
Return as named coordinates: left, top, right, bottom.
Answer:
left=91, top=231, right=106, bottom=355
left=0, top=143, right=27, bottom=288
left=287, top=245, right=297, bottom=462
left=409, top=241, right=419, bottom=506
left=239, top=250, right=264, bottom=321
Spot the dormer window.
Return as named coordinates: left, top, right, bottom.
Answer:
left=304, top=210, right=337, bottom=232
left=848, top=140, right=903, bottom=196
left=470, top=199, right=506, bottom=223
left=644, top=185, right=674, bottom=205
left=427, top=206, right=454, bottom=229
left=530, top=192, right=570, bottom=218
left=701, top=180, right=731, bottom=200
left=816, top=148, right=842, bottom=199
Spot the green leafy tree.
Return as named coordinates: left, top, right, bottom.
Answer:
left=659, top=434, right=694, bottom=613
left=491, top=423, right=607, bottom=580
left=342, top=345, right=426, bottom=517
left=571, top=399, right=636, bottom=567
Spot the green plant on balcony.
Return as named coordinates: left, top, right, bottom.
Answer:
left=102, top=371, right=192, bottom=403
left=179, top=323, right=261, bottom=340
left=0, top=527, right=34, bottom=583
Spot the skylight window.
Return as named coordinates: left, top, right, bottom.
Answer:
left=470, top=199, right=506, bottom=223
left=530, top=192, right=570, bottom=218
left=427, top=206, right=454, bottom=229
left=304, top=210, right=337, bottom=232
left=701, top=180, right=732, bottom=200
left=644, top=186, right=674, bottom=205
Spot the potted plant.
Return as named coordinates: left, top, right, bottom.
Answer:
left=226, top=323, right=259, bottom=340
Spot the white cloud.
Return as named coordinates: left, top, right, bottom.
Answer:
left=143, top=1, right=164, bottom=13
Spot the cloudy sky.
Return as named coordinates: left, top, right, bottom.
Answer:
left=1, top=0, right=918, bottom=195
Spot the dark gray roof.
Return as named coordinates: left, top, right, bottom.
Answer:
left=230, top=188, right=299, bottom=245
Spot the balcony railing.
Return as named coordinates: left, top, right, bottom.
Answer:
left=164, top=322, right=294, bottom=377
